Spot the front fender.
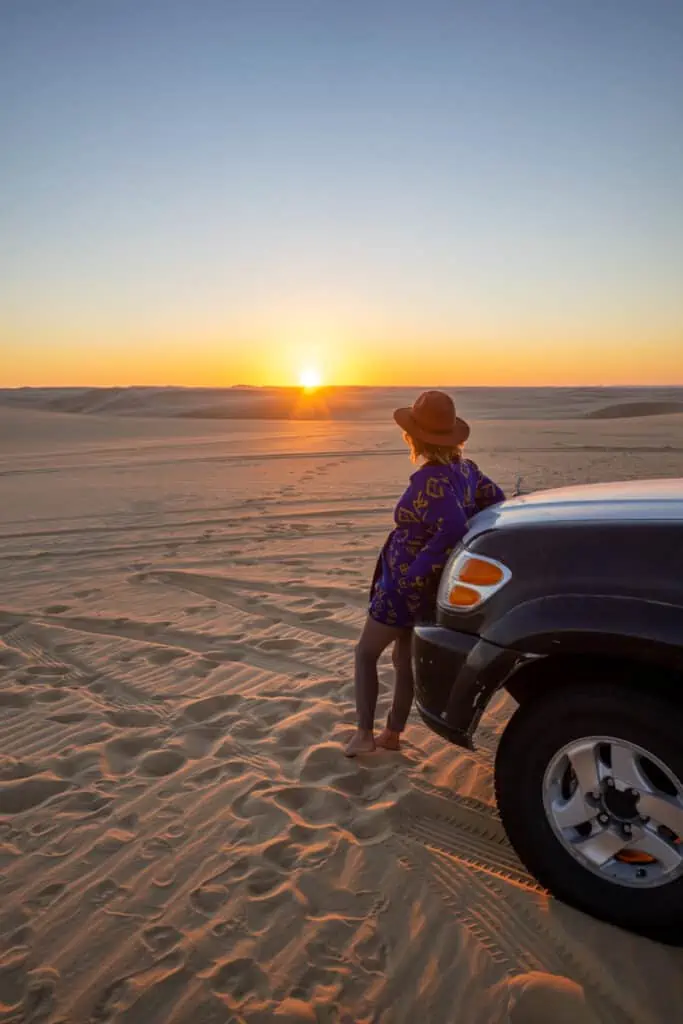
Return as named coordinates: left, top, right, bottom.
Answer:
left=482, top=595, right=683, bottom=671
left=413, top=626, right=538, bottom=748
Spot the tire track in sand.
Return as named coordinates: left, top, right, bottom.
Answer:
left=394, top=784, right=646, bottom=1024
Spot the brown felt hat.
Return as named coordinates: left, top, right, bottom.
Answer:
left=393, top=390, right=470, bottom=446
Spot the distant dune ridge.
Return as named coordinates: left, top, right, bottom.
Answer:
left=0, top=399, right=681, bottom=1022
left=584, top=400, right=683, bottom=420
left=2, top=385, right=683, bottom=423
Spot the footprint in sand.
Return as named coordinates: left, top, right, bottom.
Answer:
left=0, top=776, right=70, bottom=815
left=90, top=977, right=130, bottom=1021
left=6, top=924, right=32, bottom=948
left=298, top=610, right=332, bottom=622
left=21, top=969, right=59, bottom=1023
left=87, top=828, right=136, bottom=862
left=0, top=759, right=39, bottom=782
left=210, top=957, right=267, bottom=1000
left=257, top=637, right=302, bottom=652
left=52, top=747, right=99, bottom=780
left=115, top=811, right=138, bottom=829
left=245, top=866, right=282, bottom=896
left=356, top=932, right=389, bottom=973
left=24, top=664, right=69, bottom=677
left=0, top=690, right=32, bottom=708
left=43, top=604, right=70, bottom=614
left=190, top=884, right=229, bottom=916
left=188, top=765, right=223, bottom=788
left=201, top=647, right=245, bottom=664
left=49, top=711, right=90, bottom=724
left=56, top=790, right=113, bottom=817
left=29, top=820, right=55, bottom=838
left=229, top=718, right=265, bottom=743
left=0, top=649, right=22, bottom=668
left=26, top=882, right=67, bottom=911
left=35, top=690, right=67, bottom=704
left=182, top=694, right=240, bottom=722
left=103, top=732, right=163, bottom=774
left=140, top=621, right=171, bottom=637
left=137, top=749, right=186, bottom=777
left=262, top=838, right=300, bottom=871
left=89, top=877, right=123, bottom=905
left=271, top=784, right=352, bottom=826
left=146, top=648, right=187, bottom=666
left=211, top=920, right=240, bottom=938
left=141, top=837, right=174, bottom=859
left=106, top=708, right=160, bottom=728
left=141, top=924, right=183, bottom=954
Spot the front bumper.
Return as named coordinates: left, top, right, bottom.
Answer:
left=413, top=625, right=535, bottom=749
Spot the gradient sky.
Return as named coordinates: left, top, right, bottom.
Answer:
left=2, top=0, right=682, bottom=387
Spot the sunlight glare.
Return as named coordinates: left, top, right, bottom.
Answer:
left=299, top=366, right=322, bottom=390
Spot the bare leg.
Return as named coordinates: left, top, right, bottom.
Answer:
left=376, top=629, right=414, bottom=749
left=345, top=616, right=404, bottom=757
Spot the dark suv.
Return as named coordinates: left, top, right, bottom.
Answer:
left=414, top=478, right=683, bottom=934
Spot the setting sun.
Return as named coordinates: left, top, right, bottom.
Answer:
left=299, top=366, right=322, bottom=390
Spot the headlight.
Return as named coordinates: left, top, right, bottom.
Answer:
left=438, top=551, right=511, bottom=611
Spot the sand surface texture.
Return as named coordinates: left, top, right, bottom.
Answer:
left=1, top=389, right=683, bottom=1023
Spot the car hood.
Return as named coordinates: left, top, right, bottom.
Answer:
left=467, top=477, right=683, bottom=538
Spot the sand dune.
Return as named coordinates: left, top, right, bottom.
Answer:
left=1, top=400, right=682, bottom=1022
left=4, top=384, right=683, bottom=423
left=585, top=400, right=683, bottom=420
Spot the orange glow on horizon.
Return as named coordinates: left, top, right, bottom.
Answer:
left=1, top=327, right=682, bottom=389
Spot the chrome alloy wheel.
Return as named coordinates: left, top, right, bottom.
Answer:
left=542, top=736, right=683, bottom=888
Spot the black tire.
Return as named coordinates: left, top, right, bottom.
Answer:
left=494, top=681, right=683, bottom=935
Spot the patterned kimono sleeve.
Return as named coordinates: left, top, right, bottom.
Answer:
left=475, top=468, right=506, bottom=510
left=398, top=476, right=469, bottom=591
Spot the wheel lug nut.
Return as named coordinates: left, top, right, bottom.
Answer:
left=606, top=777, right=615, bottom=788
left=623, top=824, right=632, bottom=835
left=598, top=813, right=609, bottom=826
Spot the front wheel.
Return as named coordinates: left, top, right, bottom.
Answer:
left=494, top=682, right=683, bottom=933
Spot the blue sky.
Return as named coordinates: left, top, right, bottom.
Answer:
left=2, top=0, right=682, bottom=385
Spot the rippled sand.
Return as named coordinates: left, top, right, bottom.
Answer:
left=1, top=395, right=682, bottom=1023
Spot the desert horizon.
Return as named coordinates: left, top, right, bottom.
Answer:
left=4, top=383, right=683, bottom=423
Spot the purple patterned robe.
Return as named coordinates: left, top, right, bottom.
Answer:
left=369, top=459, right=505, bottom=627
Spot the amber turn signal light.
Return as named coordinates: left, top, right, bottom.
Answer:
left=438, top=551, right=510, bottom=612
left=448, top=584, right=481, bottom=607
left=457, top=557, right=505, bottom=587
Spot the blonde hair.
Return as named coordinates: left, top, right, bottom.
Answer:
left=405, top=433, right=464, bottom=465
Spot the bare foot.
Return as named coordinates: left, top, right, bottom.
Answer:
left=344, top=730, right=376, bottom=757
left=376, top=728, right=401, bottom=751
